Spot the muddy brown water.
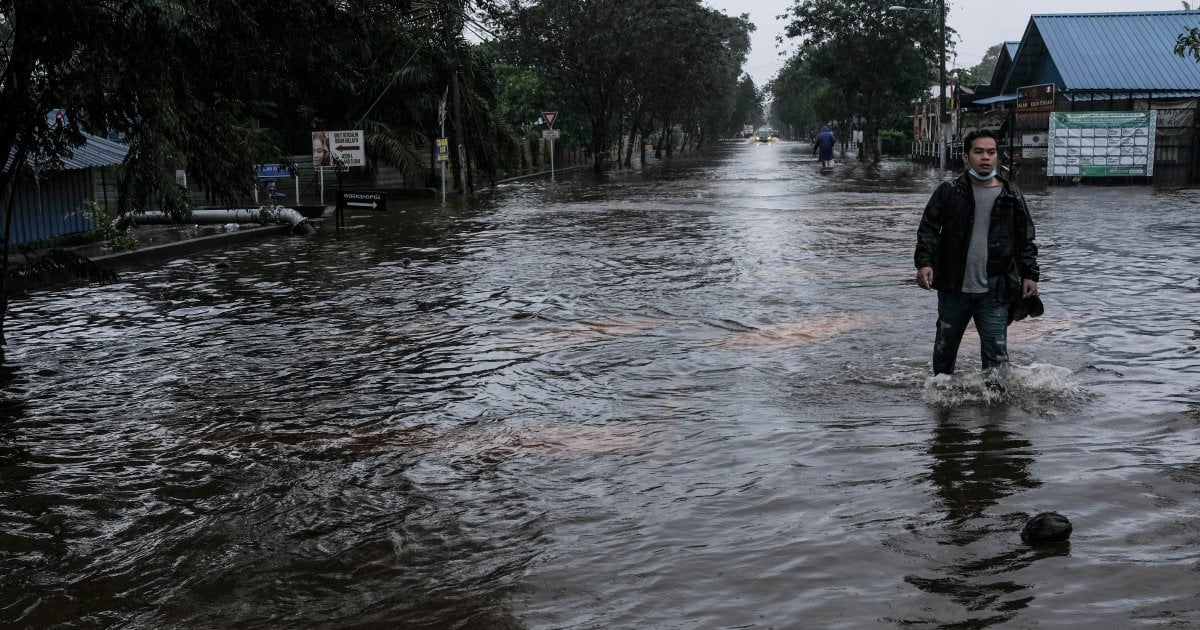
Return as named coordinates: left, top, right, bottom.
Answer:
left=2, top=141, right=1199, bottom=628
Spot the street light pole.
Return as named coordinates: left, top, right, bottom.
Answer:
left=888, top=2, right=948, bottom=170
left=937, top=0, right=946, bottom=171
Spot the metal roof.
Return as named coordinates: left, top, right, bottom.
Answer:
left=47, top=110, right=129, bottom=169
left=55, top=132, right=129, bottom=169
left=989, top=41, right=1022, bottom=88
left=4, top=111, right=129, bottom=172
left=972, top=93, right=1018, bottom=105
left=1003, top=11, right=1200, bottom=95
left=1005, top=42, right=1020, bottom=61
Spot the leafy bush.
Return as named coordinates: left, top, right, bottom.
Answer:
left=881, top=129, right=910, bottom=155
left=80, top=201, right=138, bottom=252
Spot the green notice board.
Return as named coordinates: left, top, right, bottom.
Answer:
left=1047, top=111, right=1156, bottom=177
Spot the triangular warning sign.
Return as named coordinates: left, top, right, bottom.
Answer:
left=541, top=111, right=558, bottom=129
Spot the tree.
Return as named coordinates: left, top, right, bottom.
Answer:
left=0, top=0, right=514, bottom=356
left=0, top=1, right=288, bottom=352
left=780, top=0, right=950, bottom=162
left=499, top=0, right=643, bottom=171
left=954, top=42, right=1003, bottom=85
left=769, top=54, right=845, bottom=139
left=497, top=0, right=753, bottom=170
left=729, top=75, right=765, bottom=136
left=1174, top=25, right=1200, bottom=62
left=635, top=3, right=752, bottom=154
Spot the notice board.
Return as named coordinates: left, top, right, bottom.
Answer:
left=1047, top=111, right=1156, bottom=177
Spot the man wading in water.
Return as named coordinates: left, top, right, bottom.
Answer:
left=914, top=129, right=1039, bottom=392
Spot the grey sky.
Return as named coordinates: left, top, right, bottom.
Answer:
left=704, top=0, right=1193, bottom=87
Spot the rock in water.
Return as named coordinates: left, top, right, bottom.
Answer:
left=1022, top=512, right=1072, bottom=544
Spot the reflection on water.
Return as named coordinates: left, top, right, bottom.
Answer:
left=1, top=141, right=1199, bottom=627
left=901, top=408, right=1046, bottom=625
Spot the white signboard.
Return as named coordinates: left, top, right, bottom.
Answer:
left=1021, top=133, right=1048, bottom=159
left=542, top=129, right=561, bottom=140
left=313, top=129, right=366, bottom=168
left=1047, top=111, right=1156, bottom=177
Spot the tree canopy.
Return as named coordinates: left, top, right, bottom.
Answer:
left=775, top=0, right=951, bottom=162
left=954, top=42, right=1004, bottom=85
left=1, top=1, right=524, bottom=212
left=0, top=0, right=760, bottom=357
left=1175, top=24, right=1200, bottom=62
left=496, top=0, right=755, bottom=169
left=3, top=0, right=757, bottom=206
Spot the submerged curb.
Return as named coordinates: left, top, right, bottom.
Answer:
left=91, top=224, right=298, bottom=270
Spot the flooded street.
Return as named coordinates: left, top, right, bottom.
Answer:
left=2, top=140, right=1199, bottom=628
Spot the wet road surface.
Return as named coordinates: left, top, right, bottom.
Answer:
left=2, top=140, right=1199, bottom=627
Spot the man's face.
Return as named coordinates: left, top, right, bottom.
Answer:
left=965, top=137, right=998, bottom=174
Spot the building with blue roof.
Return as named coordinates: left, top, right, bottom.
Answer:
left=992, top=42, right=1022, bottom=89
left=1004, top=11, right=1200, bottom=101
left=3, top=111, right=129, bottom=248
left=956, top=10, right=1200, bottom=185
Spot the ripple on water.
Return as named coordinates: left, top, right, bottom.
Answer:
left=2, top=147, right=1200, bottom=627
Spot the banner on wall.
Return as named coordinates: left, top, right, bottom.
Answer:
left=1047, top=111, right=1156, bottom=177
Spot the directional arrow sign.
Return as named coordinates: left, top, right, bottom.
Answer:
left=541, top=111, right=558, bottom=129
left=329, top=130, right=366, bottom=167
left=337, top=189, right=387, bottom=212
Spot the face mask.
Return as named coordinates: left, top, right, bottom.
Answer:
left=968, top=167, right=997, bottom=180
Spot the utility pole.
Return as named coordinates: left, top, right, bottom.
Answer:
left=938, top=0, right=947, bottom=171
left=452, top=71, right=469, bottom=194
left=888, top=2, right=948, bottom=170
left=444, top=2, right=470, bottom=195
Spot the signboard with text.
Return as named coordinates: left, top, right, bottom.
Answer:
left=1047, top=111, right=1156, bottom=177
left=1020, top=133, right=1048, bottom=159
left=256, top=163, right=292, bottom=179
left=1017, top=84, right=1056, bottom=112
left=314, top=129, right=365, bottom=168
left=337, top=189, right=387, bottom=211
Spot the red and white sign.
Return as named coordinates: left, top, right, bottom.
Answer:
left=541, top=111, right=558, bottom=129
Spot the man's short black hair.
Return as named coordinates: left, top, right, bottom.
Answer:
left=964, top=128, right=998, bottom=151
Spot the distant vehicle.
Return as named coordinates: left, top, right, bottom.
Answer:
left=756, top=127, right=774, bottom=142
left=742, top=124, right=755, bottom=138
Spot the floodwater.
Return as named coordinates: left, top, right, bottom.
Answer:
left=2, top=140, right=1199, bottom=628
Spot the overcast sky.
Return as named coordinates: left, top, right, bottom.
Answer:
left=703, top=0, right=1193, bottom=87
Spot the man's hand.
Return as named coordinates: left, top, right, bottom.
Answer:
left=916, top=266, right=933, bottom=290
left=1023, top=279, right=1038, bottom=298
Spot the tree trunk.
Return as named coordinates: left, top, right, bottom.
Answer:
left=0, top=165, right=22, bottom=354
left=591, top=111, right=610, bottom=173
left=625, top=122, right=639, bottom=168
left=873, top=118, right=883, bottom=163
left=452, top=72, right=472, bottom=192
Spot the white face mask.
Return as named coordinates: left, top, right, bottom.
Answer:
left=968, top=167, right=997, bottom=180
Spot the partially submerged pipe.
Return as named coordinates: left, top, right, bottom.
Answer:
left=115, top=207, right=316, bottom=235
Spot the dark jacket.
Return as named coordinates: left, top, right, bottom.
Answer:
left=815, top=127, right=835, bottom=161
left=914, top=173, right=1039, bottom=303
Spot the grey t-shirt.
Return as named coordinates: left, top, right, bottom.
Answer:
left=963, top=184, right=1003, bottom=293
